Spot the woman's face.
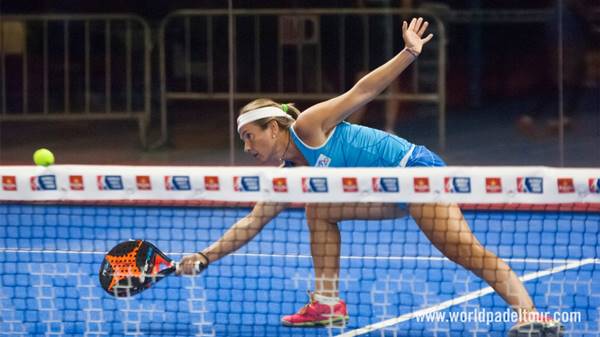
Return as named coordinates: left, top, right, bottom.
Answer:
left=238, top=121, right=279, bottom=164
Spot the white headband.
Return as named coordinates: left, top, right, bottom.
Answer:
left=237, top=106, right=294, bottom=133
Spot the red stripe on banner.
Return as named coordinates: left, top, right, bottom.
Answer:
left=2, top=200, right=600, bottom=213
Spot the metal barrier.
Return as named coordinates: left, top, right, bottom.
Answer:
left=158, top=9, right=447, bottom=162
left=0, top=14, right=151, bottom=147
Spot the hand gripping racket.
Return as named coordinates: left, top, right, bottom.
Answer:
left=99, top=239, right=206, bottom=297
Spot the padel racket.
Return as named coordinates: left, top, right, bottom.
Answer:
left=99, top=239, right=204, bottom=297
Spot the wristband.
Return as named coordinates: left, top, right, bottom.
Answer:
left=196, top=252, right=210, bottom=270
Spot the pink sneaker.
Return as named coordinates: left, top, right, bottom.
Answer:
left=281, top=292, right=349, bottom=327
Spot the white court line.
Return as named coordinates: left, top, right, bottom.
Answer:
left=335, top=258, right=600, bottom=337
left=0, top=248, right=586, bottom=265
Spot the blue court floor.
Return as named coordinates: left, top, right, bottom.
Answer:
left=0, top=204, right=599, bottom=336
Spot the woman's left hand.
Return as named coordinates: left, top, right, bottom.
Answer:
left=402, top=17, right=434, bottom=56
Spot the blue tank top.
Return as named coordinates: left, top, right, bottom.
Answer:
left=289, top=122, right=415, bottom=167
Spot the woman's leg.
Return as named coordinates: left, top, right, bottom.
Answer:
left=409, top=203, right=535, bottom=314
left=304, top=203, right=406, bottom=297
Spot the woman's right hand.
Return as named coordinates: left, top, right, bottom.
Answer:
left=176, top=253, right=209, bottom=276
left=402, top=17, right=434, bottom=56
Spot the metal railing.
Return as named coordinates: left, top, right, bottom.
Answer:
left=0, top=14, right=152, bottom=147
left=158, top=9, right=447, bottom=162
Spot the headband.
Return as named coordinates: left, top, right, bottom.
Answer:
left=237, top=106, right=294, bottom=133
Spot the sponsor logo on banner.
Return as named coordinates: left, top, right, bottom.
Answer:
left=413, top=177, right=430, bottom=193
left=315, top=154, right=331, bottom=167
left=97, top=175, right=124, bottom=190
left=2, top=176, right=17, bottom=191
left=517, top=177, right=543, bottom=194
left=31, top=175, right=57, bottom=191
left=372, top=177, right=399, bottom=193
left=233, top=176, right=260, bottom=192
left=204, top=176, right=220, bottom=191
left=557, top=178, right=575, bottom=193
left=69, top=175, right=84, bottom=191
left=302, top=177, right=329, bottom=193
left=272, top=177, right=288, bottom=192
left=444, top=177, right=471, bottom=193
left=485, top=177, right=502, bottom=193
left=589, top=178, right=600, bottom=193
left=136, top=176, right=152, bottom=190
left=164, top=176, right=191, bottom=191
left=342, top=177, right=358, bottom=192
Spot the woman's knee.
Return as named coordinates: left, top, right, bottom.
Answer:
left=442, top=241, right=490, bottom=269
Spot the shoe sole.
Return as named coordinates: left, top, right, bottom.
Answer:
left=282, top=315, right=349, bottom=327
left=508, top=322, right=565, bottom=337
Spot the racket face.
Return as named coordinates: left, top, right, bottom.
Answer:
left=99, top=240, right=175, bottom=297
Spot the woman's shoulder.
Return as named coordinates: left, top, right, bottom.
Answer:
left=291, top=116, right=327, bottom=147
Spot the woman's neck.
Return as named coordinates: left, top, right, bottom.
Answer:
left=281, top=129, right=307, bottom=166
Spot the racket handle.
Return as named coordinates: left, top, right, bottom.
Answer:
left=173, top=261, right=204, bottom=274
left=194, top=261, right=202, bottom=273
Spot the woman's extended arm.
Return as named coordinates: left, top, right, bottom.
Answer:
left=177, top=202, right=288, bottom=275
left=295, top=18, right=433, bottom=143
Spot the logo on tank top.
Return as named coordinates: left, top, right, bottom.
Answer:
left=315, top=154, right=331, bottom=167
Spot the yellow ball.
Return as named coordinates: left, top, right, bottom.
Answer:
left=33, top=148, right=55, bottom=167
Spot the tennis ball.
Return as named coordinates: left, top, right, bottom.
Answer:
left=33, top=148, right=55, bottom=167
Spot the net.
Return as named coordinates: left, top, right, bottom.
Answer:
left=1, top=165, right=599, bottom=337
